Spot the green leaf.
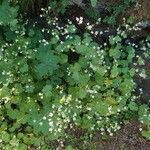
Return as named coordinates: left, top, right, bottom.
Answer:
left=79, top=88, right=87, bottom=99
left=142, top=130, right=150, bottom=139
left=20, top=63, right=29, bottom=73
left=111, top=66, right=119, bottom=78
left=96, top=66, right=106, bottom=76
left=35, top=44, right=60, bottom=78
left=67, top=25, right=76, bottom=33
left=82, top=115, right=93, bottom=128
left=75, top=45, right=90, bottom=54
left=0, top=86, right=10, bottom=98
left=26, top=85, right=35, bottom=93
left=128, top=102, right=138, bottom=111
left=72, top=63, right=81, bottom=71
left=0, top=0, right=18, bottom=26
left=42, top=85, right=52, bottom=97
left=1, top=131, right=10, bottom=143
left=92, top=101, right=109, bottom=116
left=109, top=47, right=121, bottom=59
left=14, top=84, right=23, bottom=95
left=90, top=0, right=97, bottom=7
left=109, top=36, right=121, bottom=45
left=80, top=74, right=90, bottom=86
left=129, top=68, right=135, bottom=77
left=138, top=104, right=149, bottom=117
left=105, top=97, right=117, bottom=106
left=127, top=16, right=134, bottom=24
left=60, top=54, right=68, bottom=64
left=72, top=71, right=80, bottom=83
left=83, top=33, right=92, bottom=44
left=104, top=16, right=116, bottom=25
left=51, top=37, right=59, bottom=44
left=126, top=46, right=135, bottom=62
left=7, top=109, right=20, bottom=120
left=65, top=145, right=73, bottom=150
left=4, top=29, right=17, bottom=41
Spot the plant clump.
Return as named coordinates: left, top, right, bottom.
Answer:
left=0, top=0, right=150, bottom=149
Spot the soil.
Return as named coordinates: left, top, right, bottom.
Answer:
left=124, top=0, right=150, bottom=22
left=94, top=120, right=150, bottom=150
left=95, top=0, right=150, bottom=22
left=60, top=120, right=150, bottom=150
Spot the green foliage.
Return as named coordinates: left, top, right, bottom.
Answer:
left=104, top=0, right=136, bottom=25
left=65, top=145, right=74, bottom=150
left=0, top=1, right=150, bottom=149
left=142, top=130, right=150, bottom=139
left=90, top=0, right=97, bottom=7
left=50, top=0, right=69, bottom=13
left=0, top=0, right=18, bottom=27
left=139, top=105, right=150, bottom=139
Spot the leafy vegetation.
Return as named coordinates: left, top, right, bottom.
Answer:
left=0, top=0, right=150, bottom=149
left=90, top=0, right=97, bottom=7
left=104, top=0, right=136, bottom=25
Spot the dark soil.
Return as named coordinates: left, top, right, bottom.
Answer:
left=94, top=120, right=150, bottom=150
left=123, top=0, right=150, bottom=22
left=56, top=120, right=150, bottom=150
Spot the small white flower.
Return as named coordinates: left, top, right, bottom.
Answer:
left=43, top=116, right=47, bottom=120
left=39, top=122, right=43, bottom=126
left=33, top=119, right=36, bottom=123
left=49, top=113, right=53, bottom=117
left=100, top=31, right=103, bottom=35
left=49, top=121, right=53, bottom=126
left=49, top=128, right=53, bottom=132
left=76, top=17, right=79, bottom=22
left=109, top=133, right=113, bottom=136
left=87, top=25, right=93, bottom=30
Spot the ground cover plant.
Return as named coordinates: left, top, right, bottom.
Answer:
left=0, top=0, right=150, bottom=149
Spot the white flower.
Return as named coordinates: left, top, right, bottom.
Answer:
left=76, top=17, right=79, bottom=22
left=49, top=113, right=53, bottom=117
left=33, top=120, right=36, bottom=123
left=43, top=116, right=47, bottom=120
left=39, top=122, right=43, bottom=126
left=49, top=128, right=53, bottom=132
left=58, top=128, right=61, bottom=132
left=109, top=133, right=113, bottom=136
left=87, top=25, right=93, bottom=30
left=100, top=31, right=103, bottom=35
left=49, top=121, right=53, bottom=126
